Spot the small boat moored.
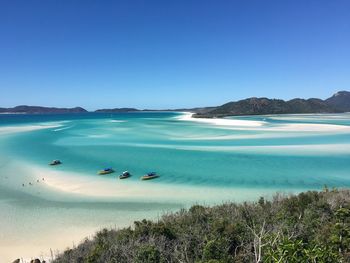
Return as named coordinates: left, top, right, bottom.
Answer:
left=141, top=172, right=159, bottom=180
left=49, top=160, right=62, bottom=166
left=98, top=168, right=115, bottom=175
left=119, top=171, right=131, bottom=179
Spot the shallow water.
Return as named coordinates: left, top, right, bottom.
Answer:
left=0, top=112, right=350, bottom=261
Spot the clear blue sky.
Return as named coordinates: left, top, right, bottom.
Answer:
left=0, top=0, right=349, bottom=110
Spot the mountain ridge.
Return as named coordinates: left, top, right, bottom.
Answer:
left=1, top=91, right=349, bottom=116
left=194, top=91, right=350, bottom=118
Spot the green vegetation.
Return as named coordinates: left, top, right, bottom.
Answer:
left=194, top=91, right=350, bottom=118
left=53, top=189, right=350, bottom=262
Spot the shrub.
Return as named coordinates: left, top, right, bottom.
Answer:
left=135, top=245, right=161, bottom=263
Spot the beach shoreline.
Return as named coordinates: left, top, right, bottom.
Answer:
left=1, top=158, right=303, bottom=262
left=1, top=112, right=350, bottom=262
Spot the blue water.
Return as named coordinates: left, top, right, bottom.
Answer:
left=1, top=112, right=350, bottom=260
left=1, top=112, right=350, bottom=189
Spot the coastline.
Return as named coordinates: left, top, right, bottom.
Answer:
left=0, top=158, right=304, bottom=262
left=1, top=112, right=350, bottom=261
left=3, top=158, right=296, bottom=204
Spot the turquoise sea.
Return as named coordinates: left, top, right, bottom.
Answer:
left=1, top=112, right=350, bottom=260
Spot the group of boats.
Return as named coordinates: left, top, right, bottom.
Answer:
left=49, top=160, right=159, bottom=180
left=98, top=168, right=159, bottom=180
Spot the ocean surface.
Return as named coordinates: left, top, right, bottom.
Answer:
left=1, top=112, right=350, bottom=261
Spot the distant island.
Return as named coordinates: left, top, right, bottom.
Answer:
left=95, top=108, right=140, bottom=113
left=1, top=91, right=349, bottom=116
left=0, top=105, right=87, bottom=114
left=94, top=107, right=217, bottom=114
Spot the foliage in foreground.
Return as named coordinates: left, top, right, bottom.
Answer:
left=53, top=188, right=350, bottom=263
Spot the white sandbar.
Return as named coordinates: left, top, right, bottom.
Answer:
left=177, top=112, right=266, bottom=127
left=178, top=112, right=350, bottom=132
left=0, top=123, right=63, bottom=135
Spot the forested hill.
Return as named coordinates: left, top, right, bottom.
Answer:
left=326, top=91, right=350, bottom=112
left=0, top=105, right=87, bottom=114
left=47, top=189, right=350, bottom=263
left=194, top=91, right=350, bottom=118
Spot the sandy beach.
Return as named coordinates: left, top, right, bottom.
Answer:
left=177, top=112, right=266, bottom=126
left=0, top=158, right=292, bottom=262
